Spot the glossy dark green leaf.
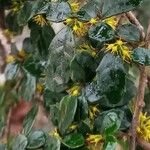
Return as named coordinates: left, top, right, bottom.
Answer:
left=32, top=0, right=49, bottom=14
left=70, top=52, right=96, bottom=82
left=43, top=89, right=65, bottom=109
left=96, top=53, right=126, bottom=106
left=88, top=23, right=115, bottom=48
left=23, top=56, right=46, bottom=77
left=4, top=62, right=20, bottom=81
left=84, top=82, right=101, bottom=103
left=59, top=96, right=77, bottom=135
left=46, top=28, right=75, bottom=92
left=5, top=12, right=23, bottom=35
left=22, top=38, right=34, bottom=53
left=76, top=0, right=101, bottom=21
left=46, top=2, right=71, bottom=22
left=27, top=130, right=45, bottom=149
left=50, top=104, right=60, bottom=126
left=18, top=72, right=36, bottom=101
left=94, top=109, right=124, bottom=133
left=62, top=133, right=84, bottom=148
left=104, top=134, right=117, bottom=150
left=132, top=47, right=150, bottom=65
left=120, top=107, right=132, bottom=130
left=102, top=0, right=143, bottom=18
left=29, top=23, right=55, bottom=59
left=22, top=105, right=38, bottom=136
left=17, top=1, right=33, bottom=26
left=12, top=134, right=28, bottom=150
left=44, top=134, right=60, bottom=150
left=117, top=23, right=140, bottom=42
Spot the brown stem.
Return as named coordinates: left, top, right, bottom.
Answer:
left=130, top=66, right=147, bottom=150
left=126, top=11, right=145, bottom=40
left=130, top=22, right=150, bottom=150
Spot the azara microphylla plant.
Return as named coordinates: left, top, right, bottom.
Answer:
left=1, top=0, right=150, bottom=150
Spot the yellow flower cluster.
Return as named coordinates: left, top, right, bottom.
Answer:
left=70, top=1, right=80, bottom=12
left=68, top=123, right=78, bottom=131
left=67, top=85, right=81, bottom=96
left=78, top=43, right=96, bottom=57
left=49, top=128, right=61, bottom=139
left=33, top=15, right=47, bottom=27
left=103, top=16, right=118, bottom=29
left=11, top=1, right=23, bottom=13
left=65, top=18, right=88, bottom=37
left=106, top=39, right=132, bottom=62
left=86, top=134, right=103, bottom=145
left=137, top=112, right=150, bottom=142
left=89, top=105, right=100, bottom=120
left=36, top=83, right=44, bottom=94
left=5, top=49, right=26, bottom=64
left=6, top=55, right=16, bottom=64
left=65, top=17, right=98, bottom=37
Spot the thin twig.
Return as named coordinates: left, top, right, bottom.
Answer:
left=126, top=11, right=145, bottom=40
left=130, top=22, right=150, bottom=150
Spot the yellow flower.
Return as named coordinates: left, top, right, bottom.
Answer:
left=65, top=18, right=73, bottom=25
left=137, top=112, right=150, bottom=142
left=33, top=15, right=47, bottom=27
left=106, top=39, right=131, bottom=62
left=11, top=1, right=22, bottom=13
left=89, top=105, right=100, bottom=120
left=89, top=18, right=98, bottom=25
left=70, top=2, right=80, bottom=12
left=49, top=128, right=61, bottom=139
left=3, top=29, right=13, bottom=39
left=6, top=55, right=15, bottom=63
left=36, top=83, right=44, bottom=93
left=86, top=134, right=103, bottom=145
left=65, top=18, right=88, bottom=37
left=18, top=49, right=26, bottom=59
left=78, top=43, right=96, bottom=57
left=103, top=16, right=118, bottom=29
left=68, top=124, right=78, bottom=131
left=67, top=85, right=81, bottom=96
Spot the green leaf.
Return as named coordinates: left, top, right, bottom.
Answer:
left=84, top=82, right=101, bottom=103
left=5, top=12, right=23, bottom=35
left=76, top=0, right=100, bottom=21
left=12, top=134, right=28, bottom=150
left=102, top=0, right=143, bottom=18
left=17, top=1, right=33, bottom=26
left=43, top=89, right=65, bottom=109
left=46, top=28, right=75, bottom=92
left=94, top=109, right=124, bottom=133
left=50, top=104, right=60, bottom=126
left=88, top=23, right=115, bottom=48
left=23, top=56, right=46, bottom=77
left=4, top=62, right=20, bottom=81
left=22, top=105, right=38, bottom=136
left=29, top=24, right=55, bottom=59
left=59, top=96, right=77, bottom=135
left=26, top=130, right=45, bottom=149
left=62, top=133, right=84, bottom=149
left=44, top=134, right=60, bottom=150
left=18, top=72, right=36, bottom=101
left=70, top=52, right=96, bottom=82
left=46, top=2, right=71, bottom=22
left=117, top=23, right=140, bottom=42
left=96, top=53, right=126, bottom=106
left=22, top=38, right=34, bottom=53
left=132, top=47, right=150, bottom=65
left=103, top=140, right=117, bottom=150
